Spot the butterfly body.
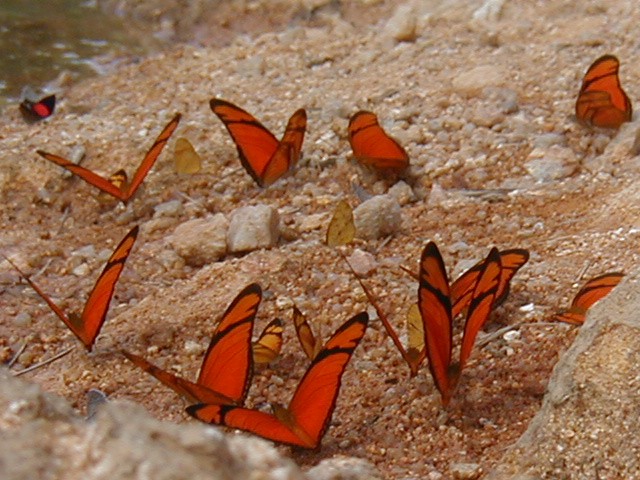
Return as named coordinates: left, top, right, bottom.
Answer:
left=210, top=98, right=307, bottom=187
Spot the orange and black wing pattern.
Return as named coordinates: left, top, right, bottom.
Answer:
left=575, top=55, right=632, bottom=129
left=252, top=318, right=284, bottom=364
left=3, top=226, right=138, bottom=351
left=124, top=283, right=261, bottom=404
left=554, top=272, right=624, bottom=325
left=210, top=98, right=306, bottom=187
left=348, top=111, right=409, bottom=172
left=187, top=312, right=369, bottom=449
left=451, top=248, right=529, bottom=318
left=293, top=305, right=322, bottom=361
left=458, top=248, right=501, bottom=370
left=417, top=242, right=454, bottom=406
left=36, top=113, right=181, bottom=203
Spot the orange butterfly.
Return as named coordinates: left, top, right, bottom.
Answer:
left=575, top=55, right=632, bottom=129
left=419, top=242, right=501, bottom=406
left=252, top=318, right=284, bottom=364
left=3, top=226, right=138, bottom=351
left=348, top=111, right=409, bottom=172
left=554, top=272, right=624, bottom=325
left=450, top=249, right=529, bottom=318
left=210, top=98, right=307, bottom=187
left=187, top=312, right=369, bottom=449
left=401, top=248, right=528, bottom=318
left=36, top=113, right=181, bottom=203
left=123, top=284, right=262, bottom=405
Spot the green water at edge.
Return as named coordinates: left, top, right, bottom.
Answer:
left=0, top=0, right=154, bottom=107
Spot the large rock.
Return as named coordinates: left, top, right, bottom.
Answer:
left=0, top=368, right=305, bottom=480
left=487, top=272, right=640, bottom=479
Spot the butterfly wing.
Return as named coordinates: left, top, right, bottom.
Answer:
left=174, top=137, right=202, bottom=174
left=210, top=98, right=280, bottom=187
left=252, top=318, right=284, bottom=364
left=348, top=111, right=409, bottom=172
left=187, top=404, right=308, bottom=447
left=576, top=55, right=632, bottom=128
left=293, top=305, right=320, bottom=360
left=459, top=247, right=501, bottom=370
left=452, top=248, right=529, bottom=318
left=260, top=108, right=307, bottom=187
left=36, top=150, right=128, bottom=201
left=554, top=272, right=624, bottom=325
left=406, top=303, right=426, bottom=371
left=196, top=283, right=261, bottom=404
left=188, top=312, right=369, bottom=449
left=75, top=226, right=139, bottom=349
left=20, top=94, right=55, bottom=122
left=326, top=199, right=356, bottom=247
left=418, top=242, right=454, bottom=406
left=284, top=311, right=368, bottom=447
left=125, top=113, right=181, bottom=200
left=122, top=350, right=236, bottom=405
left=2, top=254, right=75, bottom=340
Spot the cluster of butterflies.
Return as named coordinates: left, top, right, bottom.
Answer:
left=2, top=219, right=624, bottom=447
left=4, top=53, right=628, bottom=448
left=21, top=52, right=631, bottom=199
left=28, top=96, right=408, bottom=201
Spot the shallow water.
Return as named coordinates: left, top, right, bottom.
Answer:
left=0, top=0, right=154, bottom=107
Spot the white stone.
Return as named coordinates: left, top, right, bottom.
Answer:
left=383, top=2, right=418, bottom=42
left=347, top=249, right=378, bottom=277
left=227, top=204, right=280, bottom=253
left=169, top=214, right=228, bottom=267
left=353, top=194, right=402, bottom=240
left=524, top=146, right=578, bottom=182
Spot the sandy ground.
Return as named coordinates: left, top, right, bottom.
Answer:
left=2, top=0, right=640, bottom=478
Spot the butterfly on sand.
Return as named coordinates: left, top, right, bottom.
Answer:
left=575, top=54, right=632, bottom=129
left=348, top=110, right=409, bottom=173
left=553, top=272, right=624, bottom=325
left=36, top=113, right=181, bottom=203
left=3, top=226, right=139, bottom=351
left=187, top=312, right=368, bottom=449
left=123, top=283, right=262, bottom=405
left=210, top=98, right=306, bottom=187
